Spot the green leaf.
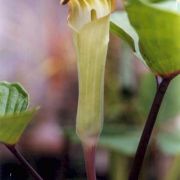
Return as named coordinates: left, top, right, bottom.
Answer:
left=126, top=0, right=180, bottom=76
left=110, top=12, right=136, bottom=51
left=111, top=1, right=180, bottom=76
left=0, top=82, right=28, bottom=115
left=0, top=110, right=37, bottom=144
left=110, top=11, right=145, bottom=63
left=0, top=82, right=37, bottom=144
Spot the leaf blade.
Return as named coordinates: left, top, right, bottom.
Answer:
left=0, top=109, right=37, bottom=144
left=126, top=0, right=180, bottom=76
left=110, top=11, right=145, bottom=63
left=0, top=82, right=37, bottom=144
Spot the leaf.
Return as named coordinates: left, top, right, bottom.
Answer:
left=126, top=0, right=180, bottom=76
left=111, top=1, right=180, bottom=76
left=0, top=82, right=28, bottom=115
left=0, top=110, right=37, bottom=145
left=110, top=11, right=135, bottom=51
left=0, top=82, right=37, bottom=144
left=110, top=12, right=136, bottom=52
left=110, top=11, right=145, bottom=63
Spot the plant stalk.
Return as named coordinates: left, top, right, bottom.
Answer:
left=83, top=144, right=97, bottom=180
left=128, top=75, right=174, bottom=180
left=5, top=144, right=43, bottom=180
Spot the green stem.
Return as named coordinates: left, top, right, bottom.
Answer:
left=5, top=144, right=43, bottom=180
left=128, top=75, right=174, bottom=180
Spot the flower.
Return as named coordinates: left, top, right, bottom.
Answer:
left=61, top=0, right=113, bottom=145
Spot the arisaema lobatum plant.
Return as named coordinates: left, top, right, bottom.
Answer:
left=60, top=0, right=113, bottom=179
left=0, top=82, right=42, bottom=180
left=110, top=0, right=180, bottom=179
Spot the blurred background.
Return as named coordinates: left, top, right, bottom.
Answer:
left=0, top=0, right=180, bottom=179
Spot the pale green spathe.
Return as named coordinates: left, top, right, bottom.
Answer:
left=74, top=15, right=110, bottom=143
left=66, top=0, right=111, bottom=144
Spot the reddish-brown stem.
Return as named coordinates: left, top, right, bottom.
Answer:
left=128, top=75, right=174, bottom=180
left=83, top=144, right=97, bottom=180
left=5, top=144, right=43, bottom=180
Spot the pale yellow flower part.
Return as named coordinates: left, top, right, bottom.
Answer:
left=62, top=0, right=112, bottom=31
left=61, top=0, right=113, bottom=145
